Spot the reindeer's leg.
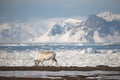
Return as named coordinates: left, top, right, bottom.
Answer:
left=53, top=53, right=58, bottom=66
left=53, top=58, right=58, bottom=66
left=34, top=60, right=39, bottom=66
left=51, top=58, right=58, bottom=66
left=41, top=60, right=44, bottom=66
left=34, top=60, right=37, bottom=66
left=50, top=58, right=54, bottom=66
left=37, top=60, right=41, bottom=66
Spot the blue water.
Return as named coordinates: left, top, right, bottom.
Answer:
left=0, top=44, right=120, bottom=52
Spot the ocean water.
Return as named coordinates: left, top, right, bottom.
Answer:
left=0, top=43, right=120, bottom=52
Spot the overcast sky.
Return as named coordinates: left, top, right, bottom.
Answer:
left=0, top=0, right=120, bottom=22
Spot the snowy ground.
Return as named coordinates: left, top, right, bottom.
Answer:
left=0, top=48, right=120, bottom=67
left=0, top=71, right=120, bottom=80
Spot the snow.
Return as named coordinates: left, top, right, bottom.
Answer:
left=0, top=23, right=11, bottom=32
left=63, top=18, right=84, bottom=27
left=33, top=13, right=120, bottom=43
left=34, top=18, right=86, bottom=43
left=97, top=11, right=120, bottom=22
left=58, top=27, right=89, bottom=43
left=0, top=18, right=66, bottom=43
left=0, top=71, right=119, bottom=79
left=93, top=30, right=120, bottom=43
left=0, top=12, right=120, bottom=43
left=93, top=30, right=105, bottom=43
left=0, top=48, right=120, bottom=67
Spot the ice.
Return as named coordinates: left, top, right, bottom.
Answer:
left=0, top=71, right=119, bottom=79
left=0, top=48, right=120, bottom=67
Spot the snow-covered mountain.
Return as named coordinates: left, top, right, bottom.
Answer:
left=97, top=12, right=120, bottom=22
left=47, top=18, right=84, bottom=36
left=85, top=14, right=120, bottom=43
left=0, top=12, right=120, bottom=43
left=34, top=18, right=85, bottom=43
left=0, top=18, right=67, bottom=43
left=35, top=12, right=120, bottom=43
left=0, top=21, right=53, bottom=43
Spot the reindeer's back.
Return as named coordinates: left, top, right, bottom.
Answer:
left=41, top=51, right=54, bottom=54
left=37, top=51, right=54, bottom=60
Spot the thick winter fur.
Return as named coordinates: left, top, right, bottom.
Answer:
left=34, top=51, right=58, bottom=66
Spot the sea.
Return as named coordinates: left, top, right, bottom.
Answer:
left=0, top=43, right=120, bottom=52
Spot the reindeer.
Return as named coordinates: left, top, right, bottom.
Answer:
left=34, top=51, right=58, bottom=66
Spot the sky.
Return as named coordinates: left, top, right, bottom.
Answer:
left=0, top=0, right=120, bottom=22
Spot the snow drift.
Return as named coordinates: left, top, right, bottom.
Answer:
left=0, top=48, right=120, bottom=67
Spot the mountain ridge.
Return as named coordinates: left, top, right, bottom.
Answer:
left=0, top=12, right=120, bottom=43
